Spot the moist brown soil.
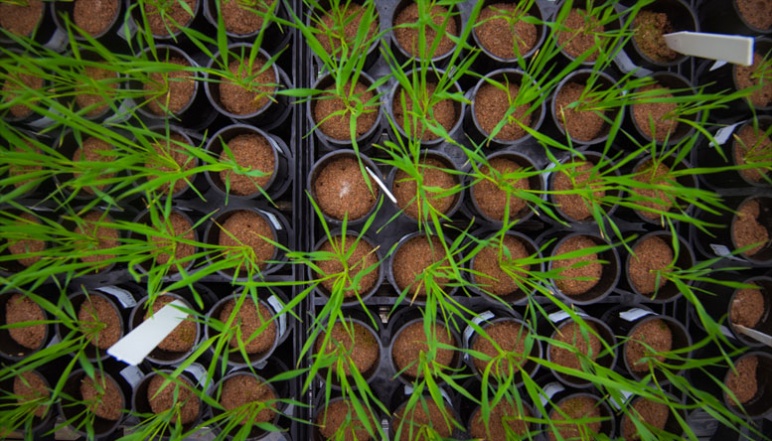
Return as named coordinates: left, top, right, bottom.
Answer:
left=220, top=0, right=275, bottom=35
left=733, top=199, right=770, bottom=256
left=146, top=132, right=194, bottom=194
left=313, top=81, right=377, bottom=140
left=621, top=397, right=670, bottom=440
left=552, top=161, right=605, bottom=221
left=393, top=157, right=456, bottom=219
left=218, top=298, right=276, bottom=354
left=629, top=235, right=674, bottom=295
left=725, top=355, right=759, bottom=405
left=473, top=157, right=530, bottom=221
left=632, top=84, right=679, bottom=141
left=632, top=160, right=676, bottom=220
left=475, top=3, right=537, bottom=59
left=317, top=398, right=376, bottom=441
left=393, top=3, right=457, bottom=58
left=472, top=235, right=531, bottom=297
left=218, top=133, right=275, bottom=196
left=314, top=156, right=378, bottom=221
left=152, top=211, right=196, bottom=271
left=76, top=211, right=119, bottom=269
left=6, top=293, right=46, bottom=351
left=625, top=319, right=672, bottom=372
left=78, top=295, right=121, bottom=350
left=219, top=57, right=275, bottom=115
left=315, top=3, right=379, bottom=55
left=557, top=8, right=604, bottom=61
left=547, top=396, right=602, bottom=441
left=73, top=0, right=119, bottom=36
left=471, top=321, right=528, bottom=378
left=633, top=10, right=677, bottom=63
left=146, top=296, right=197, bottom=353
left=218, top=210, right=276, bottom=269
left=80, top=374, right=123, bottom=421
left=76, top=64, right=117, bottom=117
left=392, top=81, right=457, bottom=141
left=392, top=321, right=454, bottom=379
left=7, top=212, right=45, bottom=267
left=552, top=235, right=602, bottom=296
left=731, top=285, right=766, bottom=328
left=392, top=235, right=449, bottom=297
left=469, top=399, right=531, bottom=439
left=550, top=321, right=601, bottom=375
left=737, top=0, right=772, bottom=30
left=14, top=371, right=49, bottom=418
left=3, top=71, right=44, bottom=119
left=220, top=374, right=276, bottom=425
left=144, top=0, right=196, bottom=36
left=147, top=374, right=200, bottom=425
left=555, top=82, right=607, bottom=142
left=143, top=57, right=195, bottom=116
left=8, top=140, right=42, bottom=189
left=734, top=123, right=772, bottom=183
left=315, top=235, right=379, bottom=297
left=314, top=320, right=379, bottom=377
left=75, top=137, right=115, bottom=194
left=474, top=81, right=532, bottom=141
left=0, top=0, right=44, bottom=36
left=393, top=400, right=453, bottom=441
left=736, top=52, right=772, bottom=108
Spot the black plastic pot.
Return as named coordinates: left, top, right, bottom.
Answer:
left=61, top=50, right=129, bottom=124
left=0, top=130, right=54, bottom=200
left=603, top=305, right=692, bottom=384
left=57, top=364, right=134, bottom=439
left=538, top=381, right=616, bottom=441
left=53, top=129, right=125, bottom=201
left=131, top=125, right=203, bottom=200
left=470, top=0, right=546, bottom=70
left=386, top=149, right=464, bottom=223
left=627, top=71, right=699, bottom=146
left=308, top=150, right=383, bottom=226
left=466, top=68, right=546, bottom=149
left=694, top=194, right=772, bottom=266
left=130, top=45, right=216, bottom=131
left=203, top=0, right=292, bottom=54
left=463, top=308, right=541, bottom=386
left=458, top=377, right=538, bottom=440
left=387, top=231, right=460, bottom=300
left=308, top=71, right=383, bottom=151
left=547, top=151, right=622, bottom=224
left=0, top=364, right=58, bottom=437
left=546, top=231, right=620, bottom=305
left=624, top=153, right=699, bottom=225
left=204, top=124, right=292, bottom=201
left=540, top=307, right=617, bottom=389
left=553, top=0, right=622, bottom=68
left=127, top=0, right=210, bottom=54
left=308, top=0, right=382, bottom=70
left=312, top=310, right=382, bottom=388
left=309, top=231, right=385, bottom=305
left=0, top=207, right=53, bottom=276
left=387, top=68, right=465, bottom=147
left=0, top=50, right=57, bottom=129
left=130, top=207, right=199, bottom=277
left=623, top=0, right=698, bottom=70
left=202, top=206, right=291, bottom=280
left=204, top=43, right=291, bottom=131
left=0, top=290, right=53, bottom=362
left=55, top=290, right=130, bottom=362
left=721, top=351, right=772, bottom=418
left=467, top=150, right=544, bottom=227
left=0, top=2, right=68, bottom=52
left=697, top=115, right=772, bottom=189
left=205, top=288, right=289, bottom=369
left=51, top=0, right=127, bottom=50
left=132, top=368, right=206, bottom=438
left=388, top=0, right=462, bottom=66
left=467, top=230, right=542, bottom=305
left=624, top=230, right=694, bottom=303
left=700, top=0, right=772, bottom=36
left=615, top=391, right=686, bottom=439
left=388, top=386, right=462, bottom=441
left=550, top=70, right=620, bottom=147
left=312, top=394, right=383, bottom=441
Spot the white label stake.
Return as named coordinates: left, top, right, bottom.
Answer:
left=663, top=32, right=754, bottom=66
left=107, top=300, right=189, bottom=366
left=366, top=167, right=397, bottom=204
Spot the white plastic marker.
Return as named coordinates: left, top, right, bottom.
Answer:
left=107, top=299, right=189, bottom=365
left=733, top=324, right=772, bottom=348
left=663, top=32, right=754, bottom=66
left=365, top=166, right=397, bottom=204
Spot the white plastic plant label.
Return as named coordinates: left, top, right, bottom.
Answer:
left=119, top=365, right=144, bottom=388
left=98, top=286, right=137, bottom=308
left=710, top=60, right=728, bottom=71
left=709, top=123, right=741, bottom=148
left=619, top=308, right=655, bottom=323
left=44, top=28, right=68, bottom=52
left=547, top=310, right=588, bottom=323
left=266, top=295, right=287, bottom=337
left=539, top=382, right=565, bottom=407
left=366, top=167, right=396, bottom=204
left=462, top=310, right=495, bottom=348
left=609, top=390, right=634, bottom=410
left=184, top=363, right=208, bottom=387
left=719, top=325, right=735, bottom=339
left=613, top=49, right=653, bottom=77
left=107, top=299, right=189, bottom=366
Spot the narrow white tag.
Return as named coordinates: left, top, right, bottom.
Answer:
left=184, top=363, right=207, bottom=387
left=719, top=325, right=735, bottom=339
left=710, top=60, right=728, bottom=71
left=98, top=286, right=137, bottom=308
left=710, top=244, right=732, bottom=257
left=540, top=382, right=565, bottom=407
left=609, top=390, right=634, bottom=410
left=710, top=123, right=741, bottom=148
left=463, top=311, right=495, bottom=347
left=107, top=300, right=189, bottom=366
left=663, top=32, right=753, bottom=66
left=548, top=310, right=588, bottom=323
left=119, top=365, right=144, bottom=388
left=261, top=211, right=283, bottom=230
left=44, top=28, right=68, bottom=52
left=619, top=308, right=654, bottom=322
left=614, top=49, right=653, bottom=77
left=366, top=167, right=397, bottom=204
left=266, top=295, right=287, bottom=337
